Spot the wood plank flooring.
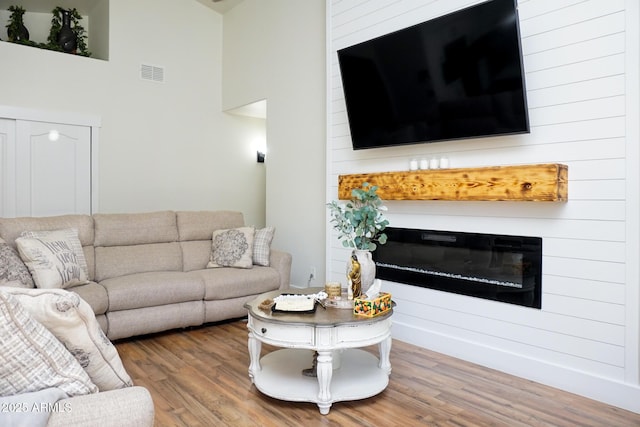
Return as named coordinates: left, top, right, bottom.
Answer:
left=115, top=319, right=640, bottom=426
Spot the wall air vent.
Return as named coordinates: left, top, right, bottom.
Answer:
left=140, top=64, right=165, bottom=82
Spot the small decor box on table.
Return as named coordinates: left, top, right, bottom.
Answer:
left=354, top=292, right=392, bottom=317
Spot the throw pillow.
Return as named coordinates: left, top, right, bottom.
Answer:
left=15, top=228, right=89, bottom=289
left=0, top=289, right=97, bottom=397
left=21, top=228, right=89, bottom=278
left=0, top=237, right=35, bottom=288
left=253, top=226, right=275, bottom=267
left=6, top=288, right=133, bottom=392
left=207, top=227, right=255, bottom=269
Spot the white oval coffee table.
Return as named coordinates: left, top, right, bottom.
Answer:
left=244, top=288, right=393, bottom=415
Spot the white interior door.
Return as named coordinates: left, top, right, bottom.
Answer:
left=0, top=119, right=17, bottom=217
left=15, top=120, right=91, bottom=217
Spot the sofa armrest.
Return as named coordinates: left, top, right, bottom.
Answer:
left=269, top=249, right=292, bottom=290
left=47, top=386, right=154, bottom=427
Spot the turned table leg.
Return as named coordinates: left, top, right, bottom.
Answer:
left=315, top=350, right=333, bottom=415
left=247, top=331, right=262, bottom=383
left=379, top=335, right=392, bottom=375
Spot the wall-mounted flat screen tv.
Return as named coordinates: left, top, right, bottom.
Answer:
left=337, top=0, right=529, bottom=150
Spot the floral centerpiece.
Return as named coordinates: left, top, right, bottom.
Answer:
left=327, top=182, right=389, bottom=298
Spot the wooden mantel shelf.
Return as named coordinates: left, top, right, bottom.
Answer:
left=338, top=163, right=568, bottom=202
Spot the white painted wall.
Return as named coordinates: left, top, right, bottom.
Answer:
left=328, top=0, right=640, bottom=413
left=222, top=0, right=326, bottom=287
left=0, top=0, right=266, bottom=226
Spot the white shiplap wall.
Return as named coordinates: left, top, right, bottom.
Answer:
left=326, top=0, right=640, bottom=412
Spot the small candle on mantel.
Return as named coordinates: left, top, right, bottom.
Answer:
left=419, top=158, right=429, bottom=170
left=429, top=157, right=439, bottom=169
left=409, top=159, right=418, bottom=171
left=440, top=156, right=449, bottom=168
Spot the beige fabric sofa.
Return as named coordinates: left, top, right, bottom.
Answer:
left=0, top=210, right=292, bottom=340
left=0, top=210, right=291, bottom=427
left=46, top=387, right=155, bottom=427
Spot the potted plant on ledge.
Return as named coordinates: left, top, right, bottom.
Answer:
left=327, top=182, right=389, bottom=298
left=6, top=5, right=30, bottom=43
left=3, top=5, right=91, bottom=57
left=47, top=7, right=90, bottom=56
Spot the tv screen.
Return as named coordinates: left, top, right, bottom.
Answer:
left=337, top=0, right=529, bottom=150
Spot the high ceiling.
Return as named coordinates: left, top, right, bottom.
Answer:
left=226, top=99, right=267, bottom=119
left=196, top=0, right=245, bottom=14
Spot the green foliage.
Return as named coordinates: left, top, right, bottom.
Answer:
left=7, top=5, right=24, bottom=14
left=6, top=5, right=27, bottom=42
left=3, top=6, right=91, bottom=57
left=327, top=182, right=389, bottom=251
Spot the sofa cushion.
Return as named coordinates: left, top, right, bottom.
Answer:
left=195, top=266, right=281, bottom=300
left=93, top=211, right=178, bottom=247
left=176, top=210, right=244, bottom=241
left=95, top=242, right=183, bottom=282
left=16, top=229, right=90, bottom=289
left=106, top=301, right=204, bottom=341
left=5, top=288, right=133, bottom=392
left=207, top=227, right=255, bottom=269
left=180, top=240, right=213, bottom=272
left=204, top=296, right=256, bottom=323
left=0, top=290, right=97, bottom=397
left=100, top=271, right=205, bottom=311
left=46, top=386, right=155, bottom=427
left=0, top=214, right=94, bottom=248
left=71, top=281, right=109, bottom=315
left=0, top=237, right=35, bottom=288
left=0, top=387, right=68, bottom=427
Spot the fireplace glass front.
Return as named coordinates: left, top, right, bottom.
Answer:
left=373, top=227, right=542, bottom=308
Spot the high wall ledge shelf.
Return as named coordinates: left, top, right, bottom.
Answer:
left=338, top=163, right=568, bottom=202
left=0, top=2, right=110, bottom=60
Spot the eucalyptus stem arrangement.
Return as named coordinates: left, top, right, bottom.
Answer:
left=327, top=182, right=389, bottom=251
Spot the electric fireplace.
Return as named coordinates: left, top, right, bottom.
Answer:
left=373, top=227, right=542, bottom=308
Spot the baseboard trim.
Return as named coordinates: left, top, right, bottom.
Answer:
left=391, top=320, right=640, bottom=414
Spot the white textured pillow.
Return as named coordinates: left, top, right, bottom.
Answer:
left=6, top=288, right=133, bottom=392
left=0, top=290, right=97, bottom=397
left=16, top=228, right=89, bottom=289
left=207, top=227, right=255, bottom=269
left=253, top=226, right=275, bottom=266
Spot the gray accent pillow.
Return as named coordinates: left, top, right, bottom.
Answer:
left=0, top=237, right=35, bottom=288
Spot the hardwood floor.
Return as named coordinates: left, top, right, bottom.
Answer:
left=115, top=319, right=640, bottom=427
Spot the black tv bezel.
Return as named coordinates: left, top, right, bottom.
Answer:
left=337, top=0, right=530, bottom=150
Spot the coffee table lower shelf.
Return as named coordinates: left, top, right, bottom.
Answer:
left=252, top=348, right=389, bottom=414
